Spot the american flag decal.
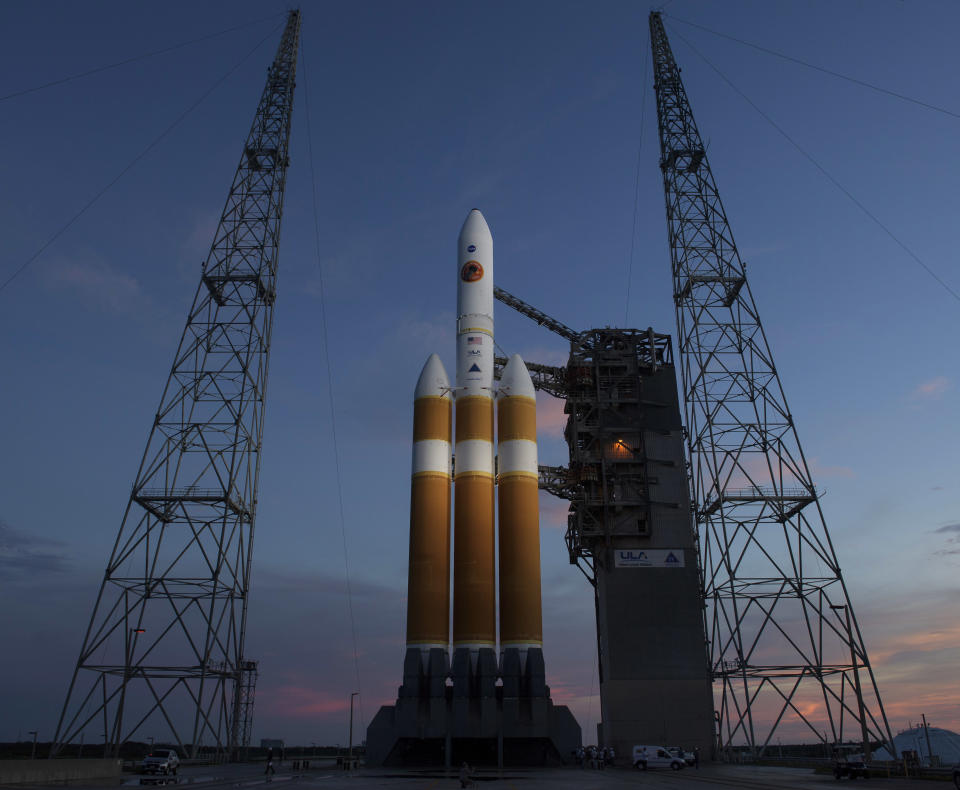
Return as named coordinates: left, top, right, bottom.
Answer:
left=468, top=336, right=482, bottom=345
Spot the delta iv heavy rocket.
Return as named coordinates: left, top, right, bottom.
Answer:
left=405, top=209, right=542, bottom=677
left=369, top=210, right=580, bottom=766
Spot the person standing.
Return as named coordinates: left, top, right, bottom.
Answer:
left=694, top=746, right=700, bottom=769
left=265, top=748, right=276, bottom=782
left=459, top=761, right=472, bottom=788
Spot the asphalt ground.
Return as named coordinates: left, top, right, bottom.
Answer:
left=2, top=762, right=949, bottom=790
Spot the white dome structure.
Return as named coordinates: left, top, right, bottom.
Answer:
left=875, top=725, right=960, bottom=766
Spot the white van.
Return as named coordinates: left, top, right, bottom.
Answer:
left=666, top=745, right=696, bottom=766
left=632, top=744, right=685, bottom=770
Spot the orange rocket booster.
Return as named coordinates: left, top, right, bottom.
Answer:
left=497, top=354, right=543, bottom=650
left=406, top=354, right=452, bottom=652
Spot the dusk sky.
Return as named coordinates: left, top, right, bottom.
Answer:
left=1, top=0, right=958, bottom=748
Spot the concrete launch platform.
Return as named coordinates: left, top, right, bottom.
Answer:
left=366, top=646, right=581, bottom=767
left=10, top=762, right=928, bottom=790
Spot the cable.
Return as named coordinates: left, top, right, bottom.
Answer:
left=669, top=26, right=960, bottom=305
left=299, top=37, right=367, bottom=734
left=586, top=653, right=596, bottom=748
left=0, top=22, right=283, bottom=295
left=667, top=14, right=960, bottom=121
left=624, top=45, right=650, bottom=327
left=0, top=12, right=285, bottom=103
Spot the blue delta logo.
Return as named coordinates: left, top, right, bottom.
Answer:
left=665, top=552, right=680, bottom=564
left=469, top=363, right=482, bottom=373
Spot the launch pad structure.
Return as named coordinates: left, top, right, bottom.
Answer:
left=495, top=301, right=715, bottom=760
left=41, top=5, right=896, bottom=767
left=554, top=329, right=714, bottom=758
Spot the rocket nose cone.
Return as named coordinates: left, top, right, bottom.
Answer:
left=499, top=354, right=536, bottom=399
left=415, top=353, right=451, bottom=399
left=458, top=208, right=492, bottom=246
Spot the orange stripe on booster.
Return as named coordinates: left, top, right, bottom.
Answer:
left=407, top=475, right=451, bottom=645
left=413, top=397, right=451, bottom=442
left=497, top=397, right=537, bottom=442
left=453, top=470, right=496, bottom=646
left=497, top=476, right=543, bottom=646
left=455, top=396, right=493, bottom=440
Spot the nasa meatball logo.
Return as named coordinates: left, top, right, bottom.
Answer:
left=461, top=260, right=483, bottom=282
left=467, top=244, right=477, bottom=253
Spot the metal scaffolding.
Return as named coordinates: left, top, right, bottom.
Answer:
left=649, top=11, right=894, bottom=757
left=231, top=660, right=259, bottom=760
left=555, top=329, right=674, bottom=582
left=51, top=11, right=301, bottom=759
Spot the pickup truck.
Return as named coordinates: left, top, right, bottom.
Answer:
left=140, top=750, right=180, bottom=776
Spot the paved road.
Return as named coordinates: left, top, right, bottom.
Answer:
left=6, top=762, right=940, bottom=790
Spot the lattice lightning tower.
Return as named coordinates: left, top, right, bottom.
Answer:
left=649, top=12, right=894, bottom=757
left=51, top=11, right=300, bottom=758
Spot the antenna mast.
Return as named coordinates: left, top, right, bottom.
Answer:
left=649, top=11, right=894, bottom=758
left=51, top=10, right=301, bottom=759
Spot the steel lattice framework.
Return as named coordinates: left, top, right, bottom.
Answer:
left=51, top=11, right=300, bottom=759
left=649, top=12, right=894, bottom=757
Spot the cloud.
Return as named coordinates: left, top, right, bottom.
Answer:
left=0, top=520, right=69, bottom=575
left=930, top=524, right=960, bottom=560
left=43, top=258, right=144, bottom=314
left=870, top=621, right=960, bottom=665
left=182, top=213, right=219, bottom=260
left=740, top=242, right=787, bottom=259
left=911, top=376, right=950, bottom=399
left=932, top=523, right=960, bottom=534
left=809, top=457, right=855, bottom=480
left=539, top=491, right=570, bottom=531
left=397, top=313, right=455, bottom=358
left=536, top=392, right=567, bottom=440
left=253, top=567, right=399, bottom=602
left=258, top=683, right=350, bottom=719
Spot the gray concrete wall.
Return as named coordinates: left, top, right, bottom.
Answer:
left=0, top=758, right=122, bottom=784
left=596, top=363, right=714, bottom=761
left=564, top=336, right=714, bottom=763
left=596, top=546, right=714, bottom=760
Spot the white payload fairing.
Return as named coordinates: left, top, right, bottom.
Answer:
left=405, top=209, right=543, bottom=666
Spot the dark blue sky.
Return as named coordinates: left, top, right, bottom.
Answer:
left=1, top=0, right=958, bottom=745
